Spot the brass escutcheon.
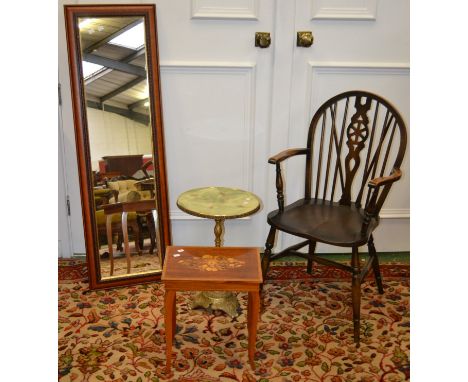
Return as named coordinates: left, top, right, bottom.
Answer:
left=297, top=31, right=314, bottom=47
left=255, top=32, right=271, bottom=48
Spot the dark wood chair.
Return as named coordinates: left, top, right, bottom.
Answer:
left=262, top=90, right=407, bottom=345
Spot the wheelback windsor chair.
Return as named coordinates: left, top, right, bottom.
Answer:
left=261, top=90, right=407, bottom=345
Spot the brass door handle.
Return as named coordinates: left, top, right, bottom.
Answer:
left=297, top=31, right=313, bottom=47
left=255, top=32, right=271, bottom=48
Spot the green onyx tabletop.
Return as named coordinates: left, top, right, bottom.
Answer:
left=176, top=187, right=260, bottom=219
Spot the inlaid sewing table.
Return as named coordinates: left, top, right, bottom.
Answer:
left=162, top=245, right=262, bottom=371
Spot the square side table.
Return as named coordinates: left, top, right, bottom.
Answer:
left=162, top=246, right=263, bottom=371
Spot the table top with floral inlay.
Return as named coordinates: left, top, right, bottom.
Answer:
left=162, top=246, right=262, bottom=283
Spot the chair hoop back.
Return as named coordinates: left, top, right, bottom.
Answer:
left=305, top=90, right=407, bottom=209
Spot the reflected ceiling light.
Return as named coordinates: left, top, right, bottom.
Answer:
left=144, top=101, right=149, bottom=107
left=140, top=85, right=149, bottom=99
left=109, top=22, right=145, bottom=49
left=79, top=18, right=94, bottom=29
left=82, top=61, right=104, bottom=78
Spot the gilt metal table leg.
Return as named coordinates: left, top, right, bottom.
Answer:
left=214, top=218, right=224, bottom=247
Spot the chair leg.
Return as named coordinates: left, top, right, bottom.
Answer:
left=132, top=223, right=141, bottom=255
left=261, top=226, right=277, bottom=278
left=117, top=233, right=123, bottom=251
left=307, top=241, right=316, bottom=274
left=351, top=246, right=361, bottom=346
left=368, top=235, right=384, bottom=294
left=136, top=215, right=145, bottom=251
left=147, top=213, right=157, bottom=254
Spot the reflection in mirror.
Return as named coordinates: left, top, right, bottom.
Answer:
left=78, top=16, right=162, bottom=280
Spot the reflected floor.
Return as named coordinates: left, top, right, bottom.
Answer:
left=99, top=239, right=162, bottom=278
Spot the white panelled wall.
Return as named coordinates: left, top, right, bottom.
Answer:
left=58, top=0, right=409, bottom=257
left=87, top=108, right=153, bottom=171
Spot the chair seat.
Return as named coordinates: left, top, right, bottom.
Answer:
left=267, top=199, right=379, bottom=247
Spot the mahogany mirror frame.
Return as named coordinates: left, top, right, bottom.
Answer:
left=64, top=4, right=171, bottom=290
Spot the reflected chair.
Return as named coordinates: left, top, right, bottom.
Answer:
left=261, top=90, right=407, bottom=345
left=95, top=209, right=140, bottom=258
left=102, top=200, right=157, bottom=275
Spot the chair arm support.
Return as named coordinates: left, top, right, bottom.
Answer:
left=361, top=168, right=403, bottom=233
left=368, top=168, right=402, bottom=189
left=268, top=148, right=308, bottom=165
left=268, top=149, right=308, bottom=212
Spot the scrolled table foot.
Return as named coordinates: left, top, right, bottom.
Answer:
left=191, top=291, right=240, bottom=318
left=191, top=292, right=212, bottom=310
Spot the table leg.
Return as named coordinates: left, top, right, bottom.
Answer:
left=248, top=290, right=260, bottom=369
left=122, top=212, right=131, bottom=274
left=247, top=291, right=252, bottom=329
left=106, top=214, right=114, bottom=276
left=172, top=293, right=176, bottom=338
left=214, top=218, right=224, bottom=247
left=147, top=212, right=156, bottom=254
left=133, top=221, right=141, bottom=255
left=165, top=290, right=176, bottom=373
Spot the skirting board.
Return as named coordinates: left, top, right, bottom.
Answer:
left=68, top=251, right=409, bottom=260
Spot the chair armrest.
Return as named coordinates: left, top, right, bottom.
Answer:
left=368, top=168, right=402, bottom=189
left=268, top=148, right=308, bottom=165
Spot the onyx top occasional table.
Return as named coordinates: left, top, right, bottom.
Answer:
left=176, top=187, right=261, bottom=317
left=162, top=246, right=262, bottom=372
left=177, top=187, right=261, bottom=247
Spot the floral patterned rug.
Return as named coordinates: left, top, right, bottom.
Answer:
left=58, top=259, right=409, bottom=382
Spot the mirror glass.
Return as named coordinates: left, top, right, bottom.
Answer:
left=78, top=16, right=162, bottom=280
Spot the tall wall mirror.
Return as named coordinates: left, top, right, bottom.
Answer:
left=64, top=4, right=171, bottom=290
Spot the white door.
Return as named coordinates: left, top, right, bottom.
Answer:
left=277, top=0, right=410, bottom=252
left=59, top=0, right=409, bottom=255
left=151, top=0, right=276, bottom=247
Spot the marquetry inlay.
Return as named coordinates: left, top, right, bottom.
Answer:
left=177, top=254, right=245, bottom=272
